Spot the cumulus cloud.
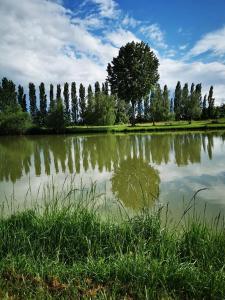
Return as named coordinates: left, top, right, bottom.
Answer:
left=159, top=58, right=225, bottom=104
left=140, top=23, right=167, bottom=49
left=89, top=0, right=119, bottom=18
left=0, top=0, right=225, bottom=104
left=189, top=25, right=225, bottom=57
left=107, top=28, right=140, bottom=48
left=0, top=0, right=118, bottom=87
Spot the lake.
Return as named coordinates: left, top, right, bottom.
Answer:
left=0, top=131, right=225, bottom=222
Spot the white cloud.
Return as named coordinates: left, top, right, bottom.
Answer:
left=0, top=0, right=117, bottom=87
left=189, top=25, right=225, bottom=57
left=159, top=58, right=225, bottom=104
left=140, top=23, right=167, bottom=49
left=179, top=44, right=188, bottom=51
left=0, top=0, right=225, bottom=106
left=107, top=28, right=140, bottom=48
left=89, top=0, right=119, bottom=18
left=122, top=14, right=140, bottom=28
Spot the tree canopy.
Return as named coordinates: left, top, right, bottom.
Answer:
left=107, top=41, right=159, bottom=125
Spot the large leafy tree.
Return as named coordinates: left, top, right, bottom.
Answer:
left=107, top=41, right=159, bottom=125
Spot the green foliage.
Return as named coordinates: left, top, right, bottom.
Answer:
left=39, top=82, right=47, bottom=126
left=107, top=41, right=159, bottom=125
left=46, top=98, right=65, bottom=133
left=71, top=82, right=78, bottom=124
left=174, top=81, right=182, bottom=120
left=29, top=82, right=37, bottom=121
left=115, top=98, right=129, bottom=124
left=93, top=92, right=116, bottom=125
left=79, top=83, right=86, bottom=123
left=208, top=86, right=215, bottom=119
left=0, top=111, right=31, bottom=135
left=63, top=82, right=70, bottom=125
left=49, top=83, right=55, bottom=111
left=0, top=77, right=18, bottom=113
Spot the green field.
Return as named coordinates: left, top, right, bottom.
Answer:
left=0, top=197, right=225, bottom=299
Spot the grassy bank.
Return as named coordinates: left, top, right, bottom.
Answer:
left=5, top=119, right=225, bottom=135
left=0, top=201, right=225, bottom=299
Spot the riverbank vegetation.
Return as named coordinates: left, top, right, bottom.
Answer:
left=0, top=197, right=225, bottom=299
left=0, top=42, right=224, bottom=135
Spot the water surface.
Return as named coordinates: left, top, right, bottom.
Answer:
left=1, top=132, right=225, bottom=221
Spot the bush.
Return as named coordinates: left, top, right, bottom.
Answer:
left=0, top=111, right=31, bottom=135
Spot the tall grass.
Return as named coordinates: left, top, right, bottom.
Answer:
left=0, top=185, right=225, bottom=299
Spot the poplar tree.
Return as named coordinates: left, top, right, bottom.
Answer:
left=39, top=82, right=47, bottom=125
left=49, top=84, right=55, bottom=111
left=56, top=84, right=61, bottom=102
left=63, top=82, right=70, bottom=125
left=208, top=86, right=215, bottom=119
left=202, top=94, right=208, bottom=119
left=162, top=85, right=170, bottom=120
left=18, top=85, right=24, bottom=109
left=79, top=83, right=86, bottom=123
left=181, top=83, right=189, bottom=119
left=22, top=94, right=27, bottom=112
left=174, top=81, right=182, bottom=120
left=86, top=84, right=94, bottom=124
left=29, top=82, right=37, bottom=120
left=71, top=82, right=78, bottom=124
left=95, top=81, right=101, bottom=95
left=71, top=82, right=79, bottom=124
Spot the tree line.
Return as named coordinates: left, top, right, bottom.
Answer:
left=0, top=41, right=225, bottom=134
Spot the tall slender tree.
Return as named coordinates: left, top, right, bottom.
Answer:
left=56, top=84, right=61, bottom=102
left=86, top=84, right=94, bottom=124
left=39, top=82, right=47, bottom=125
left=63, top=82, right=70, bottom=124
left=95, top=81, right=101, bottom=95
left=49, top=84, right=55, bottom=111
left=29, top=82, right=37, bottom=120
left=22, top=94, right=27, bottom=112
left=162, top=85, right=170, bottom=120
left=202, top=94, right=208, bottom=119
left=71, top=82, right=78, bottom=124
left=208, top=86, right=215, bottom=119
left=181, top=83, right=189, bottom=119
left=79, top=83, right=86, bottom=123
left=18, top=85, right=24, bottom=109
left=174, top=81, right=182, bottom=120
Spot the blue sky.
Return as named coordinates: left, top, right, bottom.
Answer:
left=0, top=0, right=225, bottom=103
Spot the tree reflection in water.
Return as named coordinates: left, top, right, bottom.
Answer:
left=111, top=156, right=160, bottom=210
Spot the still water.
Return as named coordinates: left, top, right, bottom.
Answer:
left=0, top=132, right=225, bottom=221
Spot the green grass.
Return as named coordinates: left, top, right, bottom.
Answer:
left=0, top=196, right=225, bottom=299
left=25, top=119, right=225, bottom=135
